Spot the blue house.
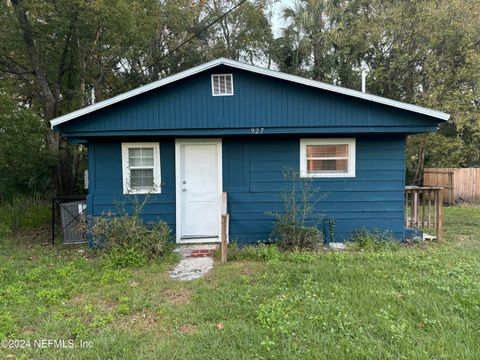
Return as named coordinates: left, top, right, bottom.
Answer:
left=51, top=58, right=449, bottom=243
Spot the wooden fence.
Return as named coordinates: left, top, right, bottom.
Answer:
left=424, top=168, right=480, bottom=204
left=405, top=186, right=443, bottom=241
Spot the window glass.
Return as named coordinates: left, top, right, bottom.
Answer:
left=301, top=139, right=355, bottom=177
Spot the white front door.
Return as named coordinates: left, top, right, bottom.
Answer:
left=175, top=139, right=222, bottom=243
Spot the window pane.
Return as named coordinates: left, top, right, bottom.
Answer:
left=129, top=147, right=154, bottom=167
left=129, top=148, right=141, bottom=158
left=307, top=159, right=348, bottom=172
left=306, top=144, right=348, bottom=158
left=141, top=148, right=153, bottom=157
left=130, top=169, right=154, bottom=188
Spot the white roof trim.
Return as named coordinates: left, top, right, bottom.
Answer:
left=50, top=57, right=450, bottom=128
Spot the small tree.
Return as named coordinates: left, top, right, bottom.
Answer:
left=269, top=168, right=327, bottom=250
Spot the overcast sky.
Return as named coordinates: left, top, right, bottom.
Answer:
left=271, top=0, right=295, bottom=38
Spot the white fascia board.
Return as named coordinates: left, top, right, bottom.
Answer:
left=50, top=57, right=450, bottom=129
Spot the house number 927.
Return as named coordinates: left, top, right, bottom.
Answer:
left=250, top=127, right=264, bottom=134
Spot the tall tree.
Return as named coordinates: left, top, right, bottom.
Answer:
left=275, top=0, right=480, bottom=183
left=0, top=0, right=207, bottom=194
left=203, top=0, right=276, bottom=64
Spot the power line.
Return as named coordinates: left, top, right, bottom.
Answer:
left=117, top=0, right=248, bottom=91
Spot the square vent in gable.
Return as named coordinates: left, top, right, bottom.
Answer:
left=211, top=74, right=233, bottom=96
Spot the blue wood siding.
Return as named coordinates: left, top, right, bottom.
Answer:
left=87, top=141, right=177, bottom=229
left=58, top=66, right=440, bottom=137
left=87, top=135, right=406, bottom=242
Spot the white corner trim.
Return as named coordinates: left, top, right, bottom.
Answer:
left=121, top=142, right=161, bottom=195
left=50, top=57, right=450, bottom=128
left=300, top=138, right=356, bottom=178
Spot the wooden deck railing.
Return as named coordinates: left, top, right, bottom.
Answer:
left=405, top=186, right=444, bottom=241
left=220, top=192, right=229, bottom=263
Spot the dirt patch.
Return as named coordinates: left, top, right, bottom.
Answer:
left=71, top=293, right=87, bottom=305
left=114, top=312, right=161, bottom=332
left=19, top=326, right=36, bottom=336
left=129, top=280, right=139, bottom=288
left=228, top=261, right=260, bottom=276
left=163, top=288, right=191, bottom=305
left=70, top=294, right=116, bottom=312
left=179, top=324, right=197, bottom=334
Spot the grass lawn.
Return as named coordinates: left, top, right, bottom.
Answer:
left=0, top=206, right=479, bottom=359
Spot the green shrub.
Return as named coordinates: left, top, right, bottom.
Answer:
left=349, top=228, right=400, bottom=251
left=243, top=244, right=283, bottom=261
left=269, top=169, right=325, bottom=251
left=88, top=196, right=174, bottom=264
left=106, top=246, right=147, bottom=268
left=271, top=219, right=324, bottom=251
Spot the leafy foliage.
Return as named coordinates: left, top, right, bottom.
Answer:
left=0, top=93, right=54, bottom=199
left=269, top=169, right=325, bottom=250
left=349, top=228, right=400, bottom=252
left=275, top=0, right=480, bottom=181
left=0, top=194, right=51, bottom=234
left=87, top=197, right=174, bottom=265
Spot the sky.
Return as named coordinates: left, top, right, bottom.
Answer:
left=271, top=0, right=295, bottom=38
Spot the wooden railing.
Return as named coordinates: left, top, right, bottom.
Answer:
left=220, top=192, right=229, bottom=263
left=405, top=186, right=444, bottom=241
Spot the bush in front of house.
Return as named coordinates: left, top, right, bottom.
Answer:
left=87, top=197, right=174, bottom=267
left=269, top=168, right=325, bottom=251
left=270, top=216, right=324, bottom=251
left=349, top=228, right=400, bottom=251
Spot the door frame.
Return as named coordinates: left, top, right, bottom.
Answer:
left=175, top=138, right=223, bottom=244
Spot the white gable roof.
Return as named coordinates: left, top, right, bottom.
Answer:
left=50, top=57, right=450, bottom=128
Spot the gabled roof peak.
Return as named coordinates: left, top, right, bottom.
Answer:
left=51, top=57, right=450, bottom=128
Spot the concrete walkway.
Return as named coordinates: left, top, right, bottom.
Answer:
left=169, top=245, right=217, bottom=281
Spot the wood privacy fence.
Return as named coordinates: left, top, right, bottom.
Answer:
left=424, top=168, right=480, bottom=204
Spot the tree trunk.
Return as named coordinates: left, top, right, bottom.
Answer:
left=11, top=0, right=72, bottom=196
left=413, top=143, right=426, bottom=186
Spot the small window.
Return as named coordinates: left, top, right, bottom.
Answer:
left=211, top=74, right=233, bottom=96
left=300, top=139, right=356, bottom=178
left=122, top=143, right=161, bottom=194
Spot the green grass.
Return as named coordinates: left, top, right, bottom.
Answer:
left=0, top=206, right=479, bottom=359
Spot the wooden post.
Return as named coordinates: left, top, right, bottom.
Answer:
left=435, top=189, right=443, bottom=241
left=428, top=190, right=433, bottom=229
left=449, top=172, right=454, bottom=205
left=411, top=190, right=418, bottom=228
left=421, top=190, right=425, bottom=228
left=405, top=189, right=409, bottom=227
left=221, top=214, right=228, bottom=264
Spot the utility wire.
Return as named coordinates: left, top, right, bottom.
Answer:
left=117, top=0, right=248, bottom=91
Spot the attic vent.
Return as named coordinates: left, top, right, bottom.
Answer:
left=211, top=74, right=233, bottom=96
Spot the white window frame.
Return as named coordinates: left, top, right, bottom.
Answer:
left=121, top=142, right=161, bottom=194
left=211, top=74, right=234, bottom=96
left=300, top=138, right=356, bottom=178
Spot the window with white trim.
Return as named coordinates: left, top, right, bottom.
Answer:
left=122, top=143, right=161, bottom=194
left=300, top=139, right=356, bottom=178
left=211, top=74, right=233, bottom=96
